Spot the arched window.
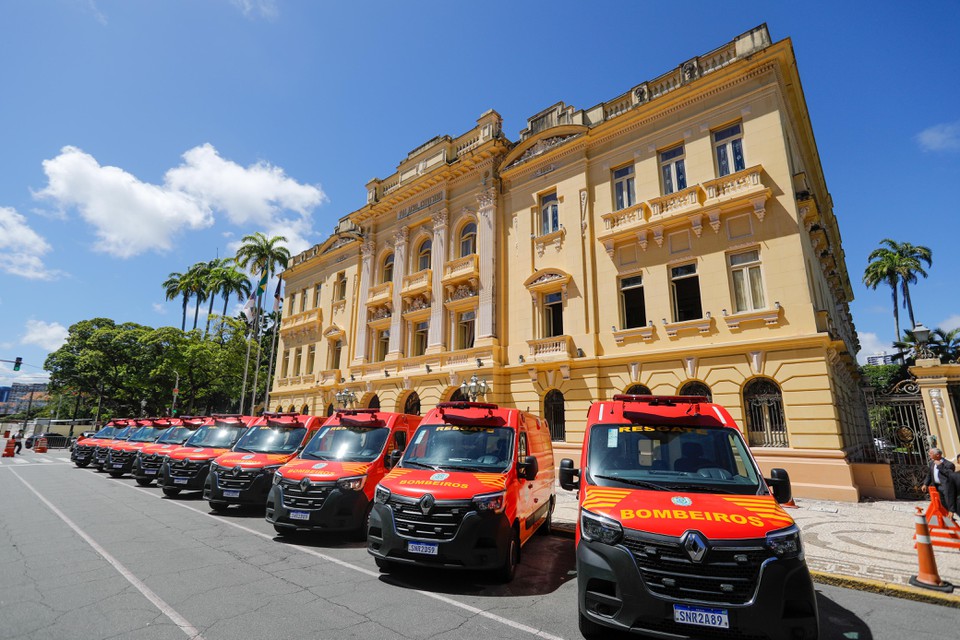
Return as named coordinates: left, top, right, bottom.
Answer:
left=275, top=404, right=284, bottom=412
left=544, top=389, right=566, bottom=441
left=679, top=381, right=712, bottom=402
left=540, top=192, right=559, bottom=235
left=382, top=253, right=395, bottom=283
left=450, top=388, right=467, bottom=402
left=404, top=391, right=421, bottom=416
left=459, top=223, right=477, bottom=257
left=287, top=405, right=297, bottom=413
left=417, top=239, right=432, bottom=271
left=368, top=394, right=381, bottom=410
left=743, top=378, right=788, bottom=447
left=326, top=403, right=334, bottom=417
left=301, top=404, right=309, bottom=415
left=625, top=384, right=652, bottom=396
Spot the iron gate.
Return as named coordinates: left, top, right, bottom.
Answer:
left=863, top=380, right=931, bottom=499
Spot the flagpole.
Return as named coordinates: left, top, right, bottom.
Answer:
left=239, top=319, right=254, bottom=415
left=263, top=280, right=283, bottom=412
left=248, top=273, right=266, bottom=414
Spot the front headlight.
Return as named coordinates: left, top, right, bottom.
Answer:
left=261, top=465, right=281, bottom=476
left=472, top=491, right=506, bottom=514
left=272, top=470, right=284, bottom=485
left=337, top=475, right=367, bottom=491
left=581, top=509, right=623, bottom=545
left=374, top=484, right=391, bottom=504
left=209, top=462, right=220, bottom=474
left=766, top=526, right=803, bottom=560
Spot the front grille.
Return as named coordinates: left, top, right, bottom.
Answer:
left=387, top=496, right=472, bottom=541
left=280, top=478, right=334, bottom=509
left=621, top=532, right=773, bottom=605
left=74, top=445, right=93, bottom=456
left=140, top=454, right=165, bottom=470
left=94, top=447, right=109, bottom=462
left=217, top=467, right=258, bottom=490
left=110, top=451, right=134, bottom=463
left=168, top=459, right=206, bottom=478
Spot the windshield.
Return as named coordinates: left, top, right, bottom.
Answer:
left=111, top=426, right=135, bottom=440
left=185, top=425, right=246, bottom=448
left=130, top=426, right=164, bottom=442
left=586, top=423, right=762, bottom=495
left=93, top=426, right=118, bottom=439
left=157, top=427, right=193, bottom=444
left=401, top=424, right=514, bottom=472
left=234, top=425, right=307, bottom=454
left=301, top=425, right=389, bottom=462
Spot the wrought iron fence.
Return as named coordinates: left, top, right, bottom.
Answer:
left=863, top=380, right=931, bottom=499
left=744, top=379, right=789, bottom=448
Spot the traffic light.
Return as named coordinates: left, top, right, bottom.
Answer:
left=13, top=357, right=22, bottom=371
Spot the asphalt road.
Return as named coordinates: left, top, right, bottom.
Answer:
left=1, top=454, right=958, bottom=640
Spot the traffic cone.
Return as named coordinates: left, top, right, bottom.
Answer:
left=925, top=486, right=960, bottom=550
left=2, top=439, right=14, bottom=458
left=909, top=506, right=955, bottom=592
left=781, top=497, right=799, bottom=509
left=35, top=438, right=47, bottom=454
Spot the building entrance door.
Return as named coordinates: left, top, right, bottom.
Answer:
left=864, top=380, right=931, bottom=499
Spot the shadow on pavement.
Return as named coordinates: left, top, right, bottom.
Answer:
left=379, top=533, right=576, bottom=597
left=273, top=531, right=368, bottom=550
left=816, top=589, right=873, bottom=640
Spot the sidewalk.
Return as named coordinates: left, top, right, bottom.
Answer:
left=551, top=487, right=960, bottom=604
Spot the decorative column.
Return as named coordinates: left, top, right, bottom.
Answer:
left=477, top=188, right=497, bottom=342
left=351, top=238, right=376, bottom=366
left=427, top=208, right=448, bottom=353
left=387, top=226, right=408, bottom=358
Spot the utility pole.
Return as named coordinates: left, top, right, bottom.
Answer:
left=22, top=389, right=34, bottom=432
left=171, top=372, right=180, bottom=415
left=70, top=391, right=81, bottom=439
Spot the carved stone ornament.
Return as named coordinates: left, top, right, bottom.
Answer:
left=432, top=208, right=448, bottom=230
left=447, top=284, right=477, bottom=302
left=681, top=60, right=700, bottom=84
left=477, top=188, right=495, bottom=210
left=370, top=306, right=392, bottom=320
left=393, top=226, right=409, bottom=246
left=516, top=135, right=577, bottom=164
left=405, top=295, right=431, bottom=312
left=361, top=238, right=376, bottom=259
left=633, top=84, right=647, bottom=103
left=580, top=190, right=588, bottom=236
left=531, top=272, right=563, bottom=286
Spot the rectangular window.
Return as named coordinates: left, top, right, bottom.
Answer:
left=540, top=192, right=559, bottom=236
left=457, top=310, right=476, bottom=350
left=330, top=340, right=343, bottom=370
left=660, top=145, right=687, bottom=195
left=314, top=284, right=322, bottom=308
left=305, top=345, right=316, bottom=374
left=293, top=347, right=303, bottom=375
left=671, top=263, right=702, bottom=322
left=375, top=329, right=390, bottom=362
left=412, top=321, right=428, bottom=357
left=282, top=350, right=291, bottom=378
left=335, top=272, right=347, bottom=301
left=299, top=289, right=307, bottom=313
left=620, top=275, right=647, bottom=329
left=714, top=123, right=745, bottom=177
left=730, top=250, right=766, bottom=312
left=544, top=292, right=564, bottom=337
left=613, top=165, right=636, bottom=210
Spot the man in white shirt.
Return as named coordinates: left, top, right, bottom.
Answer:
left=922, top=447, right=956, bottom=511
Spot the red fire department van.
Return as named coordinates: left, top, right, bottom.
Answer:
left=92, top=421, right=138, bottom=471
left=159, top=415, right=252, bottom=497
left=266, top=409, right=421, bottom=537
left=104, top=418, right=174, bottom=477
left=205, top=413, right=322, bottom=513
left=559, top=395, right=818, bottom=640
left=368, top=401, right=555, bottom=582
left=132, top=417, right=204, bottom=486
left=71, top=419, right=130, bottom=467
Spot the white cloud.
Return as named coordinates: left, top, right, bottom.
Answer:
left=21, top=319, right=68, bottom=352
left=940, top=314, right=960, bottom=332
left=35, top=144, right=324, bottom=259
left=152, top=303, right=167, bottom=315
left=0, top=207, right=59, bottom=280
left=917, top=121, right=960, bottom=152
left=0, top=365, right=50, bottom=387
left=856, top=331, right=892, bottom=365
left=230, top=0, right=279, bottom=19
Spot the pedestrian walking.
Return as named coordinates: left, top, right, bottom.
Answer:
left=13, top=430, right=23, bottom=455
left=921, top=447, right=956, bottom=511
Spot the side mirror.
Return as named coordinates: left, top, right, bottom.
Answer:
left=559, top=458, right=580, bottom=491
left=387, top=449, right=403, bottom=469
left=766, top=468, right=793, bottom=505
left=517, top=455, right=539, bottom=481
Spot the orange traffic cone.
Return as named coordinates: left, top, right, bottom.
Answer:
left=925, top=486, right=960, bottom=550
left=910, top=506, right=955, bottom=592
left=781, top=497, right=799, bottom=509
left=34, top=437, right=47, bottom=454
left=2, top=439, right=14, bottom=457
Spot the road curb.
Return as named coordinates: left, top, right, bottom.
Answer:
left=810, top=570, right=960, bottom=608
left=553, top=521, right=576, bottom=538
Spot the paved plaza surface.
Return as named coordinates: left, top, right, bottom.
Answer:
left=1, top=449, right=959, bottom=640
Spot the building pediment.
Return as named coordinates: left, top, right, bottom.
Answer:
left=500, top=125, right=587, bottom=171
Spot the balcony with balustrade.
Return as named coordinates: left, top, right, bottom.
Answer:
left=526, top=335, right=576, bottom=361
left=441, top=254, right=479, bottom=288
left=401, top=269, right=432, bottom=299
left=367, top=281, right=393, bottom=307
left=279, top=309, right=322, bottom=338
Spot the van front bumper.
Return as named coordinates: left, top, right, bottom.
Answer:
left=367, top=501, right=512, bottom=570
left=160, top=460, right=211, bottom=491
left=206, top=467, right=274, bottom=505
left=577, top=538, right=818, bottom=640
left=266, top=483, right=369, bottom=532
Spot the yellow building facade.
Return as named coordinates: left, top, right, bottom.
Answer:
left=271, top=25, right=887, bottom=501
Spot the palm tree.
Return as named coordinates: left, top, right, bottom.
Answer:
left=235, top=232, right=291, bottom=307
left=863, top=251, right=903, bottom=345
left=202, top=258, right=229, bottom=337
left=932, top=327, right=960, bottom=362
left=216, top=264, right=253, bottom=339
left=162, top=271, right=190, bottom=332
left=883, top=240, right=932, bottom=328
left=184, top=262, right=212, bottom=331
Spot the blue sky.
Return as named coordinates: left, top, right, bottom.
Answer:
left=2, top=0, right=959, bottom=386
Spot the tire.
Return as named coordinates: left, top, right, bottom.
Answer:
left=135, top=478, right=153, bottom=486
left=209, top=501, right=229, bottom=513
left=273, top=524, right=292, bottom=536
left=75, top=461, right=89, bottom=468
left=162, top=487, right=181, bottom=497
left=537, top=498, right=554, bottom=536
left=354, top=503, right=374, bottom=542
left=496, top=531, right=520, bottom=583
left=109, top=471, right=124, bottom=478
left=374, top=557, right=396, bottom=571
left=578, top=610, right=605, bottom=640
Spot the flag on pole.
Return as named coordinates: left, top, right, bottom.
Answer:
left=273, top=280, right=282, bottom=314
left=241, top=292, right=257, bottom=323
left=256, top=270, right=268, bottom=297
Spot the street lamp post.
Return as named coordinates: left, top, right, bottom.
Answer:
left=335, top=389, right=357, bottom=409
left=913, top=323, right=934, bottom=360
left=458, top=374, right=489, bottom=402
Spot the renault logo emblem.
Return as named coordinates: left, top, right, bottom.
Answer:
left=300, top=478, right=311, bottom=492
left=232, top=466, right=241, bottom=477
left=681, top=531, right=708, bottom=563
left=419, top=493, right=435, bottom=515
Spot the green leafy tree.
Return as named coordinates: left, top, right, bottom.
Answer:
left=235, top=232, right=290, bottom=313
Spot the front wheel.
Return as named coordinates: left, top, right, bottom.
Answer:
left=75, top=461, right=89, bottom=468
left=375, top=557, right=397, bottom=572
left=354, top=503, right=374, bottom=542
left=109, top=471, right=124, bottom=478
left=537, top=498, right=554, bottom=536
left=135, top=478, right=153, bottom=486
left=496, top=531, right=520, bottom=583
left=209, top=501, right=229, bottom=513
left=578, top=610, right=605, bottom=640
left=162, top=487, right=181, bottom=497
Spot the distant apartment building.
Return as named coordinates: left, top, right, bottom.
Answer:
left=0, top=383, right=50, bottom=415
left=865, top=353, right=895, bottom=366
left=268, top=25, right=880, bottom=500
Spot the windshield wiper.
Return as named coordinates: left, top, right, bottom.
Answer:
left=669, top=484, right=737, bottom=494
left=302, top=453, right=332, bottom=460
left=404, top=460, right=439, bottom=470
left=593, top=475, right=669, bottom=490
left=233, top=446, right=253, bottom=453
left=437, top=464, right=484, bottom=473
